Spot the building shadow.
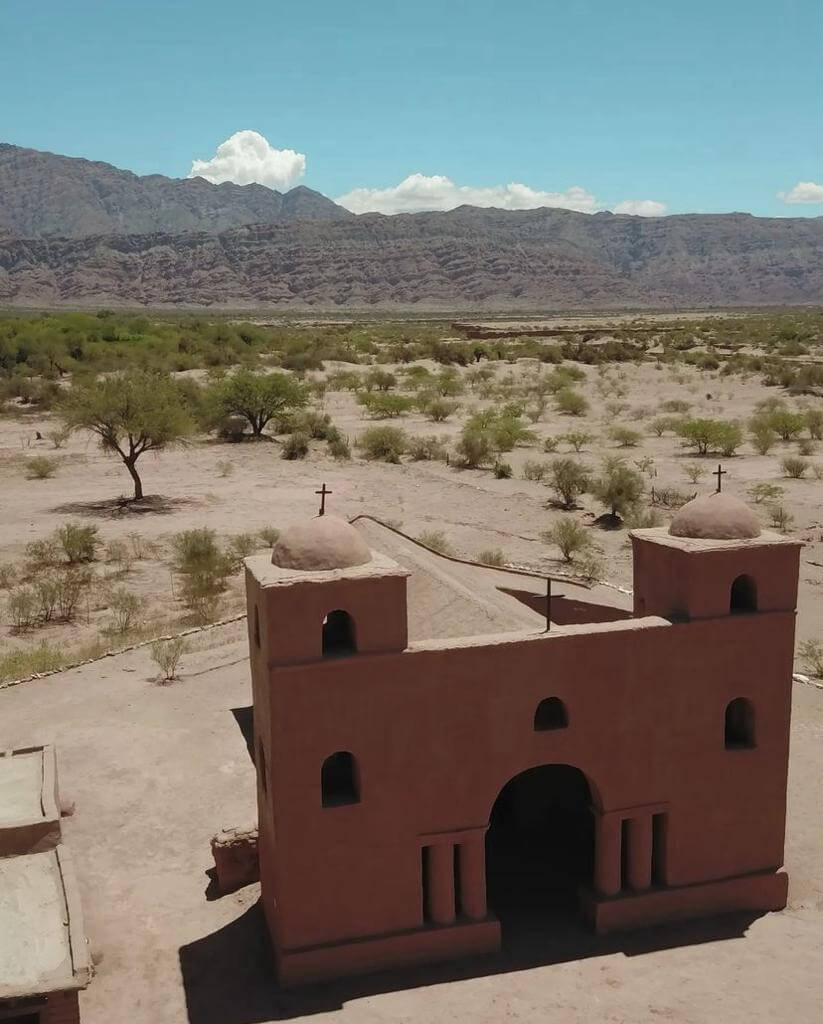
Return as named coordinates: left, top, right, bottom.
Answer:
left=498, top=588, right=632, bottom=626
left=178, top=898, right=763, bottom=1024
left=231, top=707, right=255, bottom=764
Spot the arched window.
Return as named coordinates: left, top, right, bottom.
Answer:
left=533, top=697, right=569, bottom=731
left=725, top=698, right=755, bottom=749
left=322, top=610, right=356, bottom=657
left=730, top=575, right=757, bottom=614
left=321, top=751, right=360, bottom=807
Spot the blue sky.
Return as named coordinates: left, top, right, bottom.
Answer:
left=2, top=0, right=822, bottom=216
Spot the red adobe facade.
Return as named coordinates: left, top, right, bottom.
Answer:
left=245, top=497, right=800, bottom=987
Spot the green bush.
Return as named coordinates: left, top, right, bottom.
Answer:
left=24, top=538, right=61, bottom=575
left=805, top=409, right=823, bottom=440
left=281, top=431, right=310, bottom=460
left=610, top=426, right=642, bottom=448
left=107, top=588, right=146, bottom=634
left=328, top=437, right=351, bottom=460
left=455, top=427, right=494, bottom=468
left=26, top=456, right=59, bottom=480
left=555, top=388, right=589, bottom=416
left=548, top=458, right=589, bottom=509
left=562, top=431, right=594, bottom=453
left=590, top=458, right=645, bottom=521
left=358, top=426, right=408, bottom=463
left=767, top=408, right=806, bottom=441
left=749, top=419, right=777, bottom=455
left=522, top=460, right=548, bottom=482
left=748, top=482, right=784, bottom=504
left=420, top=396, right=459, bottom=422
left=357, top=393, right=414, bottom=418
left=542, top=519, right=593, bottom=562
left=477, top=549, right=506, bottom=566
left=58, top=522, right=100, bottom=564
left=151, top=636, right=186, bottom=683
left=677, top=418, right=742, bottom=456
left=8, top=586, right=38, bottom=631
left=408, top=436, right=449, bottom=461
left=781, top=456, right=810, bottom=479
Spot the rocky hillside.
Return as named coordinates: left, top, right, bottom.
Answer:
left=2, top=205, right=823, bottom=309
left=0, top=143, right=348, bottom=237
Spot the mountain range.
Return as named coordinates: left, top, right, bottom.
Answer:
left=1, top=143, right=822, bottom=310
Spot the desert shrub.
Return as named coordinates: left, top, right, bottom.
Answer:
left=610, top=426, right=642, bottom=448
left=769, top=504, right=793, bottom=532
left=216, top=459, right=234, bottom=478
left=542, top=437, right=559, bottom=453
left=328, top=437, right=351, bottom=460
left=477, top=549, right=506, bottom=566
left=26, top=456, right=59, bottom=480
left=417, top=530, right=453, bottom=555
left=408, top=436, right=448, bottom=462
left=171, top=528, right=229, bottom=577
left=591, top=458, right=645, bottom=521
left=292, top=410, right=338, bottom=439
left=649, top=416, right=677, bottom=437
left=798, top=638, right=823, bottom=679
left=805, top=409, right=823, bottom=440
left=683, top=463, right=706, bottom=484
left=494, top=461, right=513, bottom=479
left=575, top=546, right=605, bottom=582
left=548, top=458, right=589, bottom=509
left=150, top=636, right=186, bottom=683
left=54, top=569, right=90, bottom=622
left=105, top=539, right=133, bottom=572
left=768, top=408, right=806, bottom=441
left=128, top=533, right=150, bottom=560
left=542, top=519, right=592, bottom=562
left=522, top=460, right=548, bottom=482
left=420, top=396, right=459, bottom=422
left=798, top=438, right=816, bottom=457
left=562, top=431, right=594, bottom=453
left=677, top=418, right=742, bottom=456
left=489, top=416, right=536, bottom=451
left=364, top=369, right=397, bottom=391
left=258, top=526, right=280, bottom=546
left=216, top=415, right=248, bottom=442
left=781, top=456, right=810, bottom=479
left=34, top=577, right=59, bottom=623
left=749, top=420, right=777, bottom=455
left=357, top=393, right=413, bottom=418
left=748, top=482, right=784, bottom=504
left=455, top=427, right=494, bottom=468
left=659, top=399, right=691, bottom=414
left=48, top=426, right=72, bottom=449
left=8, top=586, right=38, bottom=631
left=24, top=538, right=61, bottom=575
left=650, top=486, right=693, bottom=509
left=58, top=522, right=100, bottom=564
left=358, top=426, right=408, bottom=463
left=281, top=431, right=310, bottom=460
left=107, top=588, right=146, bottom=634
left=555, top=388, right=589, bottom=416
left=226, top=533, right=258, bottom=571
left=0, top=564, right=18, bottom=589
left=634, top=456, right=655, bottom=477
left=625, top=507, right=663, bottom=529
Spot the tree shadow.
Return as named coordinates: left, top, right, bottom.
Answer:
left=178, top=901, right=764, bottom=1024
left=50, top=494, right=194, bottom=518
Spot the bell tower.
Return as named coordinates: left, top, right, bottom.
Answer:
left=631, top=493, right=801, bottom=621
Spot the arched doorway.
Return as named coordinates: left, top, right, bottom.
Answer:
left=486, top=765, right=594, bottom=937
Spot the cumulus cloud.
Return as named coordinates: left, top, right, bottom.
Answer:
left=336, top=173, right=666, bottom=217
left=189, top=130, right=306, bottom=191
left=336, top=173, right=600, bottom=215
left=613, top=199, right=667, bottom=216
left=778, top=181, right=823, bottom=204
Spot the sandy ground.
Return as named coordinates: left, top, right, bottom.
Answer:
left=2, top=355, right=823, bottom=666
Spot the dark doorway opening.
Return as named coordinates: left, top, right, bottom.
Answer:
left=730, top=574, right=757, bottom=614
left=322, top=610, right=356, bottom=657
left=486, top=765, right=594, bottom=944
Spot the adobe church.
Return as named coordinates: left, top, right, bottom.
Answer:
left=244, top=492, right=800, bottom=986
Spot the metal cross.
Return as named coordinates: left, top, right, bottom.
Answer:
left=714, top=464, right=726, bottom=493
left=315, top=483, right=332, bottom=517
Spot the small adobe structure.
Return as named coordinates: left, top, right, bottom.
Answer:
left=244, top=493, right=800, bottom=987
left=0, top=745, right=90, bottom=1022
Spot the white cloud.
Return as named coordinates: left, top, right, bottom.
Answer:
left=778, top=181, right=823, bottom=204
left=189, top=130, right=306, bottom=191
left=336, top=173, right=600, bottom=215
left=613, top=199, right=667, bottom=216
left=336, top=173, right=666, bottom=217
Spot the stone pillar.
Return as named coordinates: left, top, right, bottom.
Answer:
left=458, top=835, right=487, bottom=920
left=427, top=843, right=456, bottom=925
left=626, top=815, right=653, bottom=892
left=594, top=814, right=622, bottom=897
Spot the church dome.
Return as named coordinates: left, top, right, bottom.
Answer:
left=271, top=515, right=372, bottom=571
left=669, top=492, right=761, bottom=541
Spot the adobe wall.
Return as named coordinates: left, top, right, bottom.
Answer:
left=258, top=610, right=795, bottom=952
